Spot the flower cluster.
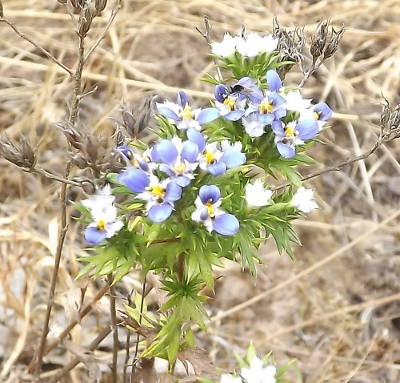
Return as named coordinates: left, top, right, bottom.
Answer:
left=214, top=69, right=332, bottom=158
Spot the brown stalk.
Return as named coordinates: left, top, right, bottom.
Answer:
left=108, top=274, right=120, bottom=383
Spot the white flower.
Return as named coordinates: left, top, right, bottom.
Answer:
left=211, top=33, right=238, bottom=57
left=242, top=113, right=266, bottom=137
left=241, top=357, right=277, bottom=383
left=220, top=374, right=242, bottom=383
left=292, top=187, right=318, bottom=213
left=245, top=179, right=273, bottom=207
left=81, top=185, right=124, bottom=245
left=283, top=90, right=312, bottom=112
left=236, top=33, right=279, bottom=58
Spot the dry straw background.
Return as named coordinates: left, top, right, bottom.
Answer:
left=1, top=0, right=400, bottom=382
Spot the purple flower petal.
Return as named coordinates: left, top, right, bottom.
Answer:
left=213, top=214, right=239, bottom=236
left=174, top=175, right=191, bottom=187
left=118, top=168, right=150, bottom=193
left=164, top=182, right=182, bottom=202
left=297, top=119, right=319, bottom=140
left=157, top=107, right=180, bottom=121
left=214, top=84, right=228, bottom=103
left=224, top=110, right=245, bottom=121
left=177, top=90, right=188, bottom=107
left=277, top=142, right=295, bottom=158
left=148, top=203, right=173, bottom=222
left=219, top=151, right=246, bottom=168
left=187, top=128, right=206, bottom=152
left=272, top=120, right=284, bottom=134
left=197, top=108, right=220, bottom=124
left=314, top=102, right=333, bottom=121
left=257, top=114, right=274, bottom=124
left=181, top=141, right=199, bottom=163
left=154, top=140, right=178, bottom=165
left=199, top=185, right=221, bottom=204
left=266, top=70, right=282, bottom=92
left=85, top=227, right=107, bottom=245
left=208, top=162, right=227, bottom=176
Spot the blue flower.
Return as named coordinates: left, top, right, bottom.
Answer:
left=157, top=90, right=219, bottom=131
left=152, top=136, right=199, bottom=187
left=191, top=185, right=239, bottom=236
left=81, top=185, right=124, bottom=245
left=274, top=119, right=319, bottom=158
left=245, top=70, right=286, bottom=125
left=199, top=140, right=246, bottom=176
left=214, top=78, right=263, bottom=121
left=117, top=170, right=182, bottom=222
left=117, top=145, right=151, bottom=172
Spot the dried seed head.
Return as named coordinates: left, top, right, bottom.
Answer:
left=119, top=96, right=154, bottom=139
left=19, top=134, right=36, bottom=168
left=56, top=122, right=84, bottom=149
left=103, top=149, right=125, bottom=173
left=94, top=0, right=107, bottom=15
left=57, top=0, right=68, bottom=4
left=71, top=154, right=88, bottom=169
left=310, top=20, right=330, bottom=62
left=0, top=135, right=37, bottom=170
left=379, top=98, right=400, bottom=141
left=380, top=97, right=391, bottom=129
left=323, top=25, right=345, bottom=60
left=78, top=7, right=94, bottom=37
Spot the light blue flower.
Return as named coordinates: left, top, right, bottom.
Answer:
left=157, top=90, right=219, bottom=131
left=153, top=136, right=199, bottom=187
left=199, top=140, right=246, bottom=176
left=117, top=170, right=182, bottom=222
left=191, top=185, right=239, bottom=236
left=273, top=119, right=319, bottom=158
left=117, top=145, right=151, bottom=172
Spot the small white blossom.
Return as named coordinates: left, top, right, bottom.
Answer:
left=245, top=179, right=273, bottom=207
left=211, top=33, right=239, bottom=57
left=241, top=357, right=277, bottom=383
left=292, top=187, right=318, bottom=213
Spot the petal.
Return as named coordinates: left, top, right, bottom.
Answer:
left=314, top=102, right=333, bottom=121
left=214, top=84, right=228, bottom=103
left=297, top=119, right=319, bottom=140
left=177, top=90, right=187, bottom=107
left=199, top=185, right=221, bottom=204
left=273, top=107, right=287, bottom=120
left=187, top=128, right=206, bottom=152
left=269, top=92, right=286, bottom=107
left=174, top=175, right=191, bottom=187
left=164, top=182, right=182, bottom=202
left=154, top=140, right=178, bottom=165
left=84, top=227, right=107, bottom=245
left=148, top=203, right=173, bottom=222
left=224, top=110, right=245, bottom=121
left=157, top=106, right=180, bottom=121
left=213, top=214, right=239, bottom=236
left=272, top=120, right=284, bottom=134
left=257, top=113, right=274, bottom=124
left=117, top=168, right=150, bottom=193
left=208, top=162, right=227, bottom=176
left=196, top=107, right=220, bottom=124
left=266, top=70, right=282, bottom=92
left=277, top=142, right=295, bottom=158
left=181, top=141, right=199, bottom=163
left=158, top=164, right=174, bottom=177
left=219, top=151, right=246, bottom=168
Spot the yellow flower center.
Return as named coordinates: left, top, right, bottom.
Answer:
left=97, top=218, right=106, bottom=231
left=174, top=162, right=186, bottom=175
left=285, top=125, right=296, bottom=138
left=205, top=151, right=215, bottom=165
left=150, top=185, right=165, bottom=198
left=259, top=100, right=274, bottom=114
left=180, top=106, right=193, bottom=120
left=205, top=199, right=214, bottom=216
left=223, top=98, right=237, bottom=111
left=313, top=111, right=321, bottom=120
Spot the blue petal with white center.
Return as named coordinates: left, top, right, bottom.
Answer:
left=314, top=102, right=333, bottom=121
left=85, top=226, right=107, bottom=245
left=117, top=168, right=150, bottom=193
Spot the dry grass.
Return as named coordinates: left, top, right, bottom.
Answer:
left=1, top=0, right=400, bottom=382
